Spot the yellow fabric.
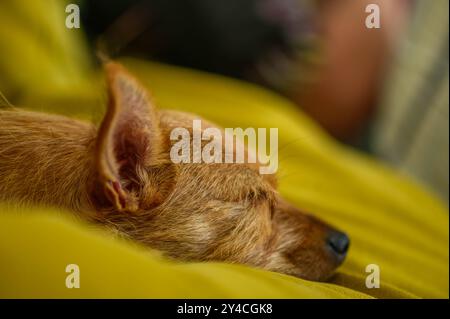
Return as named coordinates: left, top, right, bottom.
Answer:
left=0, top=0, right=448, bottom=299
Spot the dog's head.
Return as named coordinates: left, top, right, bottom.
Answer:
left=89, top=63, right=349, bottom=281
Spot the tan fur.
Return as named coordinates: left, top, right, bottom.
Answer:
left=0, top=63, right=347, bottom=281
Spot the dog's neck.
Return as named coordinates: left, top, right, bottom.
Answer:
left=0, top=109, right=97, bottom=213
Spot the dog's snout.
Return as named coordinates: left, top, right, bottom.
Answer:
left=327, top=231, right=350, bottom=257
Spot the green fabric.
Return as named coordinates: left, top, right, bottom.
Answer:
left=0, top=0, right=448, bottom=299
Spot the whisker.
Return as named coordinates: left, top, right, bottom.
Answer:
left=0, top=90, right=14, bottom=108
left=278, top=137, right=307, bottom=153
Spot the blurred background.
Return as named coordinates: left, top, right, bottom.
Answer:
left=76, top=0, right=448, bottom=203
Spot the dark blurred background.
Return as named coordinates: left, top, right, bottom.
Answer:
left=80, top=0, right=317, bottom=87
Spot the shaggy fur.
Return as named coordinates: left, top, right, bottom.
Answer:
left=0, top=63, right=346, bottom=281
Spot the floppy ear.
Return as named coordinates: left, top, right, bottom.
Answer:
left=93, top=62, right=163, bottom=212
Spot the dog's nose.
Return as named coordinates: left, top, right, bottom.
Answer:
left=327, top=231, right=350, bottom=257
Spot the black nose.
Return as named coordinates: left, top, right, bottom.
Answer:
left=327, top=231, right=350, bottom=256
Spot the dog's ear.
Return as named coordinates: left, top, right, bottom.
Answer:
left=93, top=62, right=163, bottom=212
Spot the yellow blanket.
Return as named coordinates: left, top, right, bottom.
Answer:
left=0, top=0, right=448, bottom=299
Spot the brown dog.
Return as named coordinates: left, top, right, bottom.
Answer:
left=0, top=63, right=349, bottom=281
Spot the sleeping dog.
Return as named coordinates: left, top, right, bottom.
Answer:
left=0, top=63, right=349, bottom=281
